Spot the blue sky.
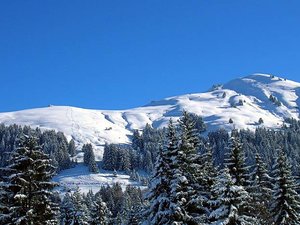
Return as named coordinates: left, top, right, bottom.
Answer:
left=1, top=1, right=300, bottom=112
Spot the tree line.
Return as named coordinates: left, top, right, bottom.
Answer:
left=0, top=124, right=74, bottom=172
left=0, top=136, right=145, bottom=225
left=1, top=112, right=300, bottom=224
left=101, top=116, right=300, bottom=179
left=144, top=112, right=300, bottom=224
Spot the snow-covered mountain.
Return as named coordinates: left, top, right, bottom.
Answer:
left=0, top=73, right=299, bottom=160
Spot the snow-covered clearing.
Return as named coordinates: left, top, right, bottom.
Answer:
left=53, top=164, right=147, bottom=194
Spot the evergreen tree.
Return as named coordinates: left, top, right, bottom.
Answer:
left=145, top=120, right=174, bottom=224
left=82, top=144, right=98, bottom=173
left=178, top=111, right=206, bottom=224
left=41, top=130, right=71, bottom=171
left=102, top=144, right=118, bottom=171
left=271, top=149, right=300, bottom=225
left=223, top=135, right=255, bottom=220
left=0, top=124, right=72, bottom=171
left=60, top=192, right=75, bottom=225
left=201, top=143, right=218, bottom=196
left=167, top=111, right=202, bottom=224
left=83, top=189, right=94, bottom=219
left=111, top=183, right=124, bottom=217
left=183, top=143, right=217, bottom=224
left=61, top=188, right=91, bottom=224
left=115, top=212, right=123, bottom=225
left=68, top=139, right=76, bottom=157
left=196, top=143, right=218, bottom=222
left=224, top=136, right=251, bottom=187
left=132, top=129, right=143, bottom=150
left=118, top=147, right=131, bottom=171
left=208, top=128, right=229, bottom=165
left=188, top=113, right=207, bottom=134
left=126, top=208, right=140, bottom=225
left=250, top=153, right=273, bottom=224
left=0, top=136, right=58, bottom=225
left=209, top=168, right=258, bottom=225
left=90, top=194, right=111, bottom=225
left=141, top=123, right=164, bottom=171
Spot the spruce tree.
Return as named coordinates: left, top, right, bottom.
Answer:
left=178, top=111, right=207, bottom=224
left=224, top=136, right=251, bottom=187
left=201, top=143, right=218, bottom=197
left=126, top=208, right=140, bottom=225
left=102, top=144, right=118, bottom=171
left=145, top=119, right=175, bottom=224
left=90, top=194, right=111, bottom=225
left=196, top=143, right=218, bottom=222
left=115, top=212, right=123, bottom=225
left=60, top=192, right=75, bottom=225
left=132, top=129, right=143, bottom=150
left=167, top=111, right=203, bottom=224
left=271, top=149, right=300, bottom=225
left=188, top=113, right=207, bottom=133
left=250, top=153, right=273, bottom=224
left=209, top=168, right=258, bottom=225
left=224, top=135, right=255, bottom=221
left=0, top=136, right=58, bottom=225
left=60, top=188, right=91, bottom=225
left=68, top=139, right=76, bottom=157
left=82, top=144, right=98, bottom=173
left=83, top=189, right=94, bottom=220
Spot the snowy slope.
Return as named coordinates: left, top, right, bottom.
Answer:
left=53, top=164, right=147, bottom=194
left=0, top=74, right=299, bottom=160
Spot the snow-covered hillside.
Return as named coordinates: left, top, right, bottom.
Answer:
left=0, top=74, right=299, bottom=160
left=53, top=164, right=147, bottom=194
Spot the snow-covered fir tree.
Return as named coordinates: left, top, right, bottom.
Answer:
left=177, top=111, right=208, bottom=224
left=271, top=149, right=300, bottom=225
left=187, top=112, right=207, bottom=134
left=250, top=153, right=273, bottom=224
left=0, top=135, right=58, bottom=225
left=143, top=150, right=154, bottom=172
left=155, top=111, right=204, bottom=224
left=224, top=135, right=251, bottom=188
left=144, top=119, right=175, bottom=224
left=223, top=134, right=255, bottom=220
left=82, top=143, right=99, bottom=173
left=132, top=129, right=143, bottom=150
left=201, top=143, right=218, bottom=199
left=194, top=143, right=218, bottom=223
left=83, top=189, right=94, bottom=220
left=60, top=187, right=89, bottom=225
left=126, top=208, right=140, bottom=225
left=209, top=168, right=258, bottom=225
left=124, top=185, right=144, bottom=224
left=60, top=192, right=75, bottom=225
left=68, top=139, right=76, bottom=157
left=90, top=194, right=111, bottom=225
left=115, top=212, right=123, bottom=225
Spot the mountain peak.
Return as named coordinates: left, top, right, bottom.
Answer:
left=234, top=73, right=288, bottom=84
left=246, top=73, right=273, bottom=78
left=0, top=74, right=299, bottom=160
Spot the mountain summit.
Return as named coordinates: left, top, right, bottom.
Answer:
left=0, top=74, right=299, bottom=159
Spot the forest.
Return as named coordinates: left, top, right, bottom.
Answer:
left=1, top=112, right=300, bottom=224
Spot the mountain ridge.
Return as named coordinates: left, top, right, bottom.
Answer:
left=0, top=73, right=299, bottom=160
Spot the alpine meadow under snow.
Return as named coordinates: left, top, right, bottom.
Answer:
left=0, top=74, right=299, bottom=161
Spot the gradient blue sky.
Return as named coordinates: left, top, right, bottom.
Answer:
left=1, top=1, right=300, bottom=112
